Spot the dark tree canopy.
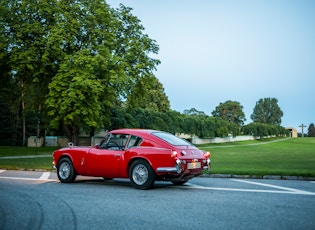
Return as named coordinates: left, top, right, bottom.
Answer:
left=212, top=100, right=246, bottom=126
left=183, top=108, right=207, bottom=117
left=243, top=122, right=289, bottom=138
left=308, top=123, right=315, bottom=137
left=0, top=0, right=165, bottom=145
left=126, top=75, right=170, bottom=112
left=250, top=98, right=283, bottom=125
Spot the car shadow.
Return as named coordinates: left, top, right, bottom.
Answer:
left=72, top=177, right=176, bottom=190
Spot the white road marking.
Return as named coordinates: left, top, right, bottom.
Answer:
left=39, top=172, right=50, bottom=180
left=0, top=170, right=6, bottom=174
left=0, top=176, right=56, bottom=181
left=180, top=182, right=315, bottom=196
left=230, top=179, right=315, bottom=195
left=231, top=179, right=303, bottom=192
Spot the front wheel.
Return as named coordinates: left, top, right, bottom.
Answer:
left=57, top=158, right=77, bottom=183
left=129, top=159, right=155, bottom=190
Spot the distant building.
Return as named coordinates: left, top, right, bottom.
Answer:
left=285, top=127, right=298, bottom=138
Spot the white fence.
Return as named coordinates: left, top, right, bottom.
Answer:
left=191, top=135, right=255, bottom=145
left=28, top=135, right=257, bottom=147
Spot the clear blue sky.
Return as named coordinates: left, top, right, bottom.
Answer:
left=107, top=0, right=315, bottom=133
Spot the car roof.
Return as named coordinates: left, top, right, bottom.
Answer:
left=110, top=128, right=161, bottom=136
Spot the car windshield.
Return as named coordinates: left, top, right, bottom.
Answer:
left=152, top=132, right=192, bottom=146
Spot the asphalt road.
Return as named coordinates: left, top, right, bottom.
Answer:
left=0, top=170, right=314, bottom=230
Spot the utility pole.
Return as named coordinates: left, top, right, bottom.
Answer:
left=299, top=124, right=306, bottom=137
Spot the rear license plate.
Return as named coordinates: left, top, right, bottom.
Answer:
left=187, top=162, right=201, bottom=169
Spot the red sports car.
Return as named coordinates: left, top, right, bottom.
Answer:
left=52, top=129, right=211, bottom=189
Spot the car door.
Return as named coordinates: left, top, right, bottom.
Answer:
left=86, top=148, right=122, bottom=178
left=86, top=133, right=129, bottom=178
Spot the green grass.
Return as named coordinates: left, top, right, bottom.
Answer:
left=0, top=146, right=58, bottom=170
left=0, top=146, right=58, bottom=157
left=199, top=137, right=315, bottom=177
left=0, top=138, right=314, bottom=177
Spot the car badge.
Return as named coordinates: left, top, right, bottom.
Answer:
left=191, top=151, right=195, bottom=155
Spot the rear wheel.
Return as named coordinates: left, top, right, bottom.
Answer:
left=129, top=159, right=155, bottom=190
left=57, top=158, right=77, bottom=183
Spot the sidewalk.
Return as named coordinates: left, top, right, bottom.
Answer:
left=0, top=155, right=51, bottom=159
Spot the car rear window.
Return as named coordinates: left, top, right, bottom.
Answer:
left=152, top=132, right=192, bottom=146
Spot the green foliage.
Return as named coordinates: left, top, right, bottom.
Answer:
left=108, top=107, right=243, bottom=139
left=251, top=98, right=283, bottom=125
left=109, top=108, right=183, bottom=134
left=243, top=122, right=289, bottom=137
left=183, top=108, right=207, bottom=116
left=308, top=123, right=315, bottom=137
left=214, top=118, right=240, bottom=137
left=126, top=75, right=170, bottom=112
left=212, top=100, right=246, bottom=126
left=46, top=50, right=106, bottom=143
left=0, top=0, right=162, bottom=145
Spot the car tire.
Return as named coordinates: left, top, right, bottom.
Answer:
left=57, top=158, right=77, bottom=183
left=129, top=159, right=155, bottom=190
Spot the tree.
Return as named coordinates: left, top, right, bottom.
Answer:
left=243, top=122, right=288, bottom=138
left=0, top=0, right=60, bottom=144
left=308, top=123, right=315, bottom=137
left=251, top=98, right=283, bottom=125
left=183, top=108, right=207, bottom=116
left=212, top=100, right=246, bottom=126
left=126, top=75, right=170, bottom=112
left=1, top=0, right=162, bottom=145
left=46, top=50, right=107, bottom=144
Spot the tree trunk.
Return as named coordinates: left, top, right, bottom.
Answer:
left=64, top=124, right=80, bottom=146
left=21, top=82, right=26, bottom=146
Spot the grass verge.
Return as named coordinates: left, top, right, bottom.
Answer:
left=0, top=146, right=58, bottom=170
left=199, top=137, right=315, bottom=177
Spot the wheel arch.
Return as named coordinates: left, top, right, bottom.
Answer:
left=57, top=154, right=77, bottom=173
left=127, top=156, right=155, bottom=177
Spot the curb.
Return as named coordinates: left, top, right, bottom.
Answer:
left=201, top=173, right=315, bottom=181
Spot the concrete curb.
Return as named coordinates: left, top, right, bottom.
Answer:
left=201, top=173, right=315, bottom=181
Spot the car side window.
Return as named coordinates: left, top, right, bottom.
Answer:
left=99, top=134, right=129, bottom=150
left=126, top=135, right=142, bottom=149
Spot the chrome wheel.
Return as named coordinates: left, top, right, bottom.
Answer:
left=57, top=158, right=77, bottom=183
left=132, top=163, right=149, bottom=185
left=58, top=161, right=71, bottom=180
left=129, top=160, right=155, bottom=190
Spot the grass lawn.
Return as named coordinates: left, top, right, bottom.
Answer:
left=198, top=137, right=315, bottom=177
left=0, top=146, right=58, bottom=170
left=0, top=138, right=314, bottom=177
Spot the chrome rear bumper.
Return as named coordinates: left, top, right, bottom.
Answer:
left=156, top=167, right=178, bottom=173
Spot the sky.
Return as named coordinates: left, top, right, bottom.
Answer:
left=107, top=0, right=315, bottom=133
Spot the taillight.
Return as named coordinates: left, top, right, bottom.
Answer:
left=204, top=151, right=211, bottom=158
left=171, top=151, right=178, bottom=158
